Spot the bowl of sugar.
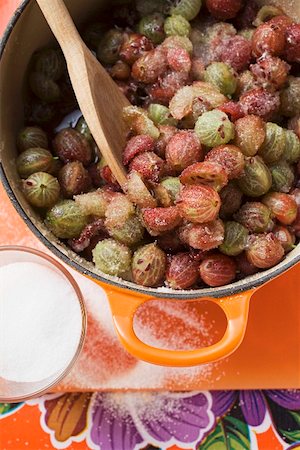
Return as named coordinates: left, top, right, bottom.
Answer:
left=0, top=246, right=86, bottom=402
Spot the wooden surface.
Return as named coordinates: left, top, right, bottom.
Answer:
left=36, top=0, right=129, bottom=188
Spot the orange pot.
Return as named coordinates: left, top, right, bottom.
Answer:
left=1, top=0, right=299, bottom=368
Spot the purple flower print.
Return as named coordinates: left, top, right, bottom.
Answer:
left=90, top=394, right=143, bottom=450
left=266, top=390, right=300, bottom=410
left=211, top=390, right=238, bottom=417
left=131, top=392, right=213, bottom=444
left=239, top=391, right=267, bottom=426
left=211, top=389, right=300, bottom=427
left=89, top=391, right=218, bottom=450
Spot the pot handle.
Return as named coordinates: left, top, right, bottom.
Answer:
left=107, top=290, right=255, bottom=367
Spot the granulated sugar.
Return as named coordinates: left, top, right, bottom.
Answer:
left=0, top=262, right=82, bottom=383
left=60, top=272, right=216, bottom=391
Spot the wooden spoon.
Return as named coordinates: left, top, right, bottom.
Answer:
left=36, top=0, right=129, bottom=188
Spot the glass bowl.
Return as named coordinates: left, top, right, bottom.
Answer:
left=0, top=246, right=87, bottom=402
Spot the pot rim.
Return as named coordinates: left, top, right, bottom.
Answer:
left=1, top=0, right=300, bottom=300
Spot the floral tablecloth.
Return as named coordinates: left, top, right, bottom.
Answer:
left=1, top=390, right=300, bottom=449
left=1, top=1, right=300, bottom=449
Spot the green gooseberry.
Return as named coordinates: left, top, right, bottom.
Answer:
left=280, top=76, right=300, bottom=117
left=194, top=109, right=235, bottom=147
left=17, top=126, right=48, bottom=152
left=219, top=221, right=249, bottom=256
left=22, top=172, right=60, bottom=209
left=237, top=156, right=272, bottom=197
left=164, top=14, right=191, bottom=37
left=138, top=13, right=165, bottom=44
left=204, top=62, right=237, bottom=96
left=97, top=29, right=124, bottom=65
left=170, top=0, right=202, bottom=21
left=282, top=130, right=300, bottom=164
left=106, top=215, right=145, bottom=246
left=45, top=200, right=88, bottom=239
left=269, top=160, right=295, bottom=193
left=258, top=123, right=286, bottom=164
left=17, top=148, right=54, bottom=179
left=92, top=239, right=132, bottom=276
left=148, top=104, right=178, bottom=126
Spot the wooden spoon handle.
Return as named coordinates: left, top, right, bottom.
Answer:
left=35, top=0, right=82, bottom=52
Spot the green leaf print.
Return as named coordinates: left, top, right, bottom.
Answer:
left=200, top=415, right=251, bottom=450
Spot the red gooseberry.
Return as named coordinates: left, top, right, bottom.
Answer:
left=178, top=185, right=221, bottom=223
left=246, top=233, right=284, bottom=268
left=166, top=253, right=199, bottom=289
left=262, top=193, right=298, bottom=225
left=199, top=254, right=237, bottom=287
